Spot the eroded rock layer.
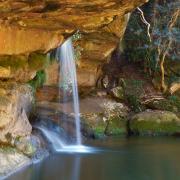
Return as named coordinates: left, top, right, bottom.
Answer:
left=0, top=0, right=147, bottom=55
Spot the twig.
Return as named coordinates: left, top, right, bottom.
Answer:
left=137, top=7, right=152, bottom=42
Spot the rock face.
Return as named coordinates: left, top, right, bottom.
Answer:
left=130, top=110, right=180, bottom=135
left=80, top=97, right=129, bottom=137
left=0, top=147, right=31, bottom=177
left=0, top=0, right=147, bottom=55
left=35, top=88, right=129, bottom=138
left=0, top=82, right=33, bottom=143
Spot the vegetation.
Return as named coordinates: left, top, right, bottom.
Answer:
left=124, top=0, right=180, bottom=93
left=28, top=70, right=46, bottom=92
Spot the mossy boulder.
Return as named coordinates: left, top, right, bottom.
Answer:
left=130, top=110, right=180, bottom=136
left=80, top=98, right=129, bottom=138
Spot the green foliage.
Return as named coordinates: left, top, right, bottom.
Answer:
left=127, top=95, right=142, bottom=113
left=28, top=70, right=46, bottom=92
left=124, top=1, right=179, bottom=78
left=72, top=31, right=84, bottom=61
left=168, top=95, right=180, bottom=112
left=122, top=79, right=145, bottom=112
left=72, top=30, right=82, bottom=41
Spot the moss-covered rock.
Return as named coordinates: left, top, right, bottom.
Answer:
left=28, top=53, right=49, bottom=71
left=0, top=53, right=49, bottom=82
left=80, top=98, right=129, bottom=138
left=130, top=110, right=180, bottom=136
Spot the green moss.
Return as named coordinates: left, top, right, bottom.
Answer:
left=121, top=79, right=146, bottom=112
left=28, top=53, right=49, bottom=71
left=28, top=70, right=46, bottom=92
left=127, top=95, right=143, bottom=112
left=168, top=95, right=180, bottom=112
left=131, top=120, right=180, bottom=136
left=0, top=55, right=27, bottom=70
left=94, top=126, right=106, bottom=139
left=105, top=117, right=127, bottom=136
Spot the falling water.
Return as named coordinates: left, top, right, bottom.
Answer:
left=35, top=125, right=65, bottom=150
left=56, top=38, right=82, bottom=145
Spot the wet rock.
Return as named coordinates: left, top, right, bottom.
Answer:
left=14, top=136, right=41, bottom=156
left=130, top=110, right=180, bottom=136
left=0, top=147, right=30, bottom=177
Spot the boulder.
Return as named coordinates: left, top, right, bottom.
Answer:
left=130, top=110, right=180, bottom=136
left=79, top=97, right=129, bottom=138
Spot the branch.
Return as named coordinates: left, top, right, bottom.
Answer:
left=137, top=7, right=152, bottom=42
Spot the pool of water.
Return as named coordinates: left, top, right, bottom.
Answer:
left=6, top=137, right=180, bottom=180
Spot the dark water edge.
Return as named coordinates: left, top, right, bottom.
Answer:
left=5, top=137, right=180, bottom=180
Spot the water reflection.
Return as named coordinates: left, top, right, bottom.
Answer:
left=6, top=137, right=180, bottom=180
left=71, top=156, right=81, bottom=180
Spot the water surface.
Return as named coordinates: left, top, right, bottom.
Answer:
left=7, top=137, right=180, bottom=180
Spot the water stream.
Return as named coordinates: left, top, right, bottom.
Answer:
left=36, top=38, right=83, bottom=152
left=57, top=37, right=82, bottom=145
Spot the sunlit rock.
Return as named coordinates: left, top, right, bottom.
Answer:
left=0, top=0, right=148, bottom=55
left=0, top=82, right=33, bottom=143
left=0, top=147, right=30, bottom=177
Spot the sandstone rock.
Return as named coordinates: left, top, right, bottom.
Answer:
left=80, top=97, right=129, bottom=137
left=103, top=13, right=131, bottom=38
left=0, top=25, right=65, bottom=55
left=0, top=0, right=148, bottom=55
left=0, top=82, right=33, bottom=143
left=0, top=53, right=49, bottom=82
left=45, top=61, right=59, bottom=86
left=130, top=110, right=180, bottom=136
left=0, top=66, right=10, bottom=78
left=35, top=87, right=129, bottom=138
left=0, top=147, right=30, bottom=177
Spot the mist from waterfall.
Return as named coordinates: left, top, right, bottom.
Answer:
left=56, top=38, right=82, bottom=145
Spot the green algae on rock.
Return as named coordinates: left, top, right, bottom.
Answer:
left=130, top=110, right=180, bottom=136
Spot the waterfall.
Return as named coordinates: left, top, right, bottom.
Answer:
left=56, top=38, right=82, bottom=145
left=35, top=38, right=91, bottom=152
